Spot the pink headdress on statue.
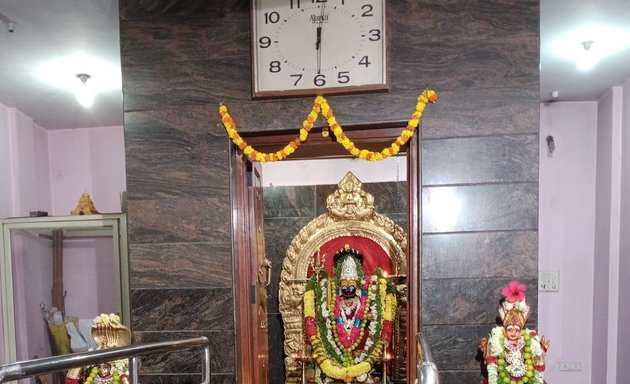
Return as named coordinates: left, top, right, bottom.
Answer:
left=498, top=281, right=530, bottom=328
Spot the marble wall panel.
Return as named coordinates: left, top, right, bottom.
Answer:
left=119, top=1, right=248, bottom=21
left=129, top=242, right=232, bottom=288
left=134, top=330, right=235, bottom=374
left=120, top=0, right=540, bottom=381
left=124, top=109, right=230, bottom=199
left=131, top=288, right=234, bottom=331
left=423, top=231, right=538, bottom=279
left=264, top=217, right=312, bottom=315
left=421, top=278, right=538, bottom=325
left=422, top=183, right=538, bottom=233
left=136, top=374, right=235, bottom=384
left=423, top=135, right=539, bottom=185
left=263, top=186, right=316, bottom=218
left=122, top=58, right=252, bottom=111
left=126, top=197, right=231, bottom=244
left=420, top=88, right=539, bottom=139
left=421, top=325, right=491, bottom=371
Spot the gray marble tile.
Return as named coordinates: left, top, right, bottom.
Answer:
left=423, top=135, right=539, bottom=185
left=129, top=242, right=232, bottom=288
left=362, top=182, right=408, bottom=215
left=137, top=374, right=235, bottom=384
left=419, top=88, right=539, bottom=140
left=133, top=330, right=235, bottom=374
left=421, top=278, right=538, bottom=325
left=421, top=324, right=491, bottom=371
left=423, top=231, right=538, bottom=279
left=438, top=370, right=485, bottom=384
left=263, top=186, right=316, bottom=218
left=267, top=312, right=286, bottom=384
left=127, top=197, right=231, bottom=244
left=264, top=217, right=312, bottom=315
left=422, top=183, right=538, bottom=233
left=124, top=109, right=230, bottom=199
left=131, top=288, right=234, bottom=331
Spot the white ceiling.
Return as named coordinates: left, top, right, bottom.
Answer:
left=0, top=0, right=629, bottom=130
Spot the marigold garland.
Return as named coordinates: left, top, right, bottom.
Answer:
left=303, top=267, right=397, bottom=382
left=219, top=90, right=437, bottom=162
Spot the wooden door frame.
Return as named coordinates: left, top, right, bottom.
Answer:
left=231, top=124, right=421, bottom=384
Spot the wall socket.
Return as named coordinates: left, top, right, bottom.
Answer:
left=559, top=361, right=582, bottom=371
left=539, top=270, right=559, bottom=291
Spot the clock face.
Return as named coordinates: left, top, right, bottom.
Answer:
left=252, top=0, right=387, bottom=98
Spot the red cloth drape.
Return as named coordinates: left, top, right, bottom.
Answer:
left=307, top=235, right=393, bottom=278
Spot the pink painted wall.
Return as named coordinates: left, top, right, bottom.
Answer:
left=617, top=77, right=630, bottom=381
left=48, top=127, right=126, bottom=215
left=539, top=101, right=598, bottom=384
left=0, top=106, right=52, bottom=364
left=1, top=103, right=126, bottom=364
left=593, top=87, right=621, bottom=384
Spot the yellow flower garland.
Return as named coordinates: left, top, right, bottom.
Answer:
left=219, top=90, right=437, bottom=162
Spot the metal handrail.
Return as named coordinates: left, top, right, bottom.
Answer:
left=417, top=332, right=439, bottom=384
left=0, top=336, right=210, bottom=384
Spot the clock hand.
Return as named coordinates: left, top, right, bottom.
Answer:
left=316, top=26, right=322, bottom=74
left=316, top=3, right=326, bottom=75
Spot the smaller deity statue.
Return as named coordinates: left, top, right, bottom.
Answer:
left=66, top=314, right=130, bottom=384
left=479, top=282, right=549, bottom=384
left=303, top=244, right=397, bottom=383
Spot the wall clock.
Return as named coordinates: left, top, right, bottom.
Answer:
left=251, top=0, right=388, bottom=98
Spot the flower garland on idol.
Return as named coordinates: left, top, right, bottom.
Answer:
left=219, top=90, right=437, bottom=162
left=484, top=282, right=548, bottom=384
left=303, top=246, right=397, bottom=383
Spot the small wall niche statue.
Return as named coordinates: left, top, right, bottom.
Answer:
left=479, top=282, right=549, bottom=384
left=71, top=192, right=101, bottom=215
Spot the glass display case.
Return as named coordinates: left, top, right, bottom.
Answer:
left=0, top=214, right=129, bottom=364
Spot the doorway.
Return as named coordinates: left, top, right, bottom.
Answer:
left=230, top=124, right=422, bottom=384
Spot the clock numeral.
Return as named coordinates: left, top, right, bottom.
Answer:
left=290, top=74, right=303, bottom=86
left=264, top=11, right=280, bottom=24
left=361, top=4, right=373, bottom=17
left=269, top=61, right=282, bottom=73
left=314, top=74, right=327, bottom=87
left=290, top=0, right=301, bottom=8
left=259, top=36, right=272, bottom=48
left=368, top=29, right=381, bottom=41
left=358, top=56, right=371, bottom=67
left=337, top=71, right=350, bottom=84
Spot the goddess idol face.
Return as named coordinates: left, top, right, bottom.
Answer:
left=505, top=324, right=521, bottom=343
left=339, top=279, right=359, bottom=299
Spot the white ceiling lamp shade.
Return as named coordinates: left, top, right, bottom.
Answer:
left=550, top=24, right=630, bottom=72
left=35, top=53, right=122, bottom=107
left=75, top=73, right=94, bottom=108
left=576, top=40, right=598, bottom=71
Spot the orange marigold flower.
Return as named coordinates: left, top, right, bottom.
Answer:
left=238, top=142, right=247, bottom=150
left=427, top=90, right=438, bottom=103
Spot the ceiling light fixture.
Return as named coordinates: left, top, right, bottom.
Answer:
left=75, top=73, right=95, bottom=108
left=576, top=40, right=598, bottom=71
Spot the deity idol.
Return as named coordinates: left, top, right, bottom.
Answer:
left=303, top=244, right=397, bottom=383
left=480, top=282, right=549, bottom=384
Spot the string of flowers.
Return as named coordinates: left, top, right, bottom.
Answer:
left=485, top=326, right=545, bottom=384
left=219, top=89, right=437, bottom=162
left=303, top=267, right=397, bottom=382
